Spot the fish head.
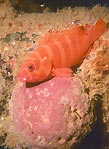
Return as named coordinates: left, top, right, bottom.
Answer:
left=17, top=57, right=52, bottom=83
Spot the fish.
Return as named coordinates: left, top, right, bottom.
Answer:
left=17, top=19, right=106, bottom=83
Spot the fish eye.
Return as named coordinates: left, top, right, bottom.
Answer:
left=28, top=64, right=35, bottom=72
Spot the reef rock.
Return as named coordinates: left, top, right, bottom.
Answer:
left=9, top=76, right=95, bottom=148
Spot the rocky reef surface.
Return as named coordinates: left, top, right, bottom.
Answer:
left=0, top=1, right=109, bottom=149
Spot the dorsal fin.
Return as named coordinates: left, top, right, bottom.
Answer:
left=38, top=19, right=106, bottom=46
left=38, top=25, right=85, bottom=46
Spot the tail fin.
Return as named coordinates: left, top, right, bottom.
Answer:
left=82, top=19, right=106, bottom=58
left=87, top=19, right=106, bottom=42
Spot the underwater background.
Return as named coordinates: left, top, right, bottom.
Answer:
left=0, top=0, right=109, bottom=149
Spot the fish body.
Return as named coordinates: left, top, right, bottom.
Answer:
left=17, top=19, right=106, bottom=83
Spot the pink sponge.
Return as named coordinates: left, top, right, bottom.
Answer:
left=9, top=76, right=94, bottom=148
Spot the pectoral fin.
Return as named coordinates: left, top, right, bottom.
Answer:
left=52, top=68, right=73, bottom=77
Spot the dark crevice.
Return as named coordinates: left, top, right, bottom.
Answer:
left=74, top=94, right=107, bottom=149
left=12, top=0, right=109, bottom=13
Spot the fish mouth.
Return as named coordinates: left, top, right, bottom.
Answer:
left=16, top=73, right=41, bottom=83
left=16, top=70, right=32, bottom=82
left=16, top=74, right=27, bottom=82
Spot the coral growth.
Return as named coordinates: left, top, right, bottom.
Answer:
left=77, top=38, right=109, bottom=147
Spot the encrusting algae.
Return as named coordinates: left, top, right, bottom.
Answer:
left=9, top=76, right=94, bottom=149
left=0, top=1, right=109, bottom=149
